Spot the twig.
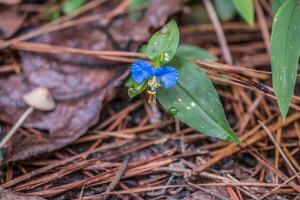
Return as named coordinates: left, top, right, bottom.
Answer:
left=226, top=186, right=240, bottom=200
left=203, top=0, right=233, bottom=64
left=259, top=172, right=300, bottom=200
left=249, top=149, right=300, bottom=192
left=227, top=174, right=259, bottom=199
left=0, top=107, right=34, bottom=149
left=10, top=41, right=146, bottom=58
left=102, top=156, right=130, bottom=200
left=275, top=127, right=282, bottom=183
left=78, top=186, right=85, bottom=200
left=187, top=182, right=230, bottom=200
left=258, top=121, right=300, bottom=182
left=254, top=0, right=271, bottom=56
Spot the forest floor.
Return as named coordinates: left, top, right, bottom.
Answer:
left=0, top=0, right=299, bottom=199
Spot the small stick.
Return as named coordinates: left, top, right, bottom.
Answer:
left=254, top=0, right=270, bottom=56
left=226, top=186, right=240, bottom=200
left=0, top=107, right=34, bottom=148
left=102, top=156, right=130, bottom=200
left=203, top=0, right=233, bottom=64
left=258, top=121, right=300, bottom=182
left=275, top=128, right=282, bottom=183
left=78, top=186, right=85, bottom=200
left=259, top=172, right=300, bottom=200
left=227, top=174, right=259, bottom=199
left=187, top=182, right=229, bottom=200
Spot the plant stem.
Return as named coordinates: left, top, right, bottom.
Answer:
left=0, top=107, right=34, bottom=149
left=155, top=57, right=160, bottom=68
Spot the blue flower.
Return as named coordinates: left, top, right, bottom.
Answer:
left=131, top=60, right=179, bottom=89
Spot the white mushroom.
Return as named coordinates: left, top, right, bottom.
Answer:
left=0, top=87, right=55, bottom=148
left=23, top=87, right=55, bottom=111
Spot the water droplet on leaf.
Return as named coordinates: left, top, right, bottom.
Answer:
left=169, top=107, right=178, bottom=116
left=190, top=102, right=196, bottom=107
left=160, top=26, right=169, bottom=34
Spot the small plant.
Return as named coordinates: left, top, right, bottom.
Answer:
left=125, top=0, right=300, bottom=141
left=126, top=20, right=239, bottom=142
left=43, top=0, right=86, bottom=21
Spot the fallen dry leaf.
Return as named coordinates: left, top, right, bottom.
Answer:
left=0, top=187, right=45, bottom=200
left=0, top=0, right=183, bottom=162
left=0, top=7, right=25, bottom=38
left=0, top=0, right=21, bottom=5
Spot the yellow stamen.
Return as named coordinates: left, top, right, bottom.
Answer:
left=147, top=90, right=156, bottom=95
left=147, top=90, right=156, bottom=103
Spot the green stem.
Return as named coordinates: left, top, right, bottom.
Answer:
left=154, top=57, right=160, bottom=68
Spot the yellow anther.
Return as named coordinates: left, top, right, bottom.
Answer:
left=148, top=79, right=161, bottom=88
left=154, top=83, right=161, bottom=87
left=147, top=90, right=156, bottom=95
left=147, top=90, right=157, bottom=103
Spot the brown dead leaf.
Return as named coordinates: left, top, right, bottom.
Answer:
left=0, top=0, right=182, bottom=162
left=0, top=7, right=25, bottom=38
left=0, top=187, right=45, bottom=200
left=0, top=0, right=21, bottom=5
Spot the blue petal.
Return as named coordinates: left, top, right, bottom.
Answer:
left=131, top=60, right=155, bottom=83
left=154, top=66, right=179, bottom=88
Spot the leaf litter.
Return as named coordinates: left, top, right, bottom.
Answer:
left=0, top=0, right=300, bottom=200
left=0, top=0, right=182, bottom=161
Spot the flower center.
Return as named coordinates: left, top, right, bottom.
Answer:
left=147, top=76, right=161, bottom=103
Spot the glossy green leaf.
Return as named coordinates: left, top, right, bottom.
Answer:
left=146, top=20, right=180, bottom=65
left=233, top=0, right=254, bottom=25
left=271, top=0, right=286, bottom=15
left=271, top=0, right=300, bottom=119
left=125, top=77, right=148, bottom=99
left=177, top=44, right=217, bottom=61
left=157, top=57, right=239, bottom=142
left=213, top=0, right=237, bottom=22
left=62, top=0, right=85, bottom=15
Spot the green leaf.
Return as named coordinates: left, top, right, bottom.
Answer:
left=177, top=44, right=217, bottom=61
left=271, top=0, right=286, bottom=15
left=146, top=20, right=180, bottom=65
left=138, top=44, right=148, bottom=53
left=271, top=0, right=300, bottom=119
left=125, top=77, right=148, bottom=99
left=233, top=0, right=254, bottom=25
left=62, top=0, right=85, bottom=15
left=129, top=0, right=150, bottom=21
left=43, top=5, right=61, bottom=21
left=157, top=57, right=239, bottom=142
left=213, top=0, right=237, bottom=22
